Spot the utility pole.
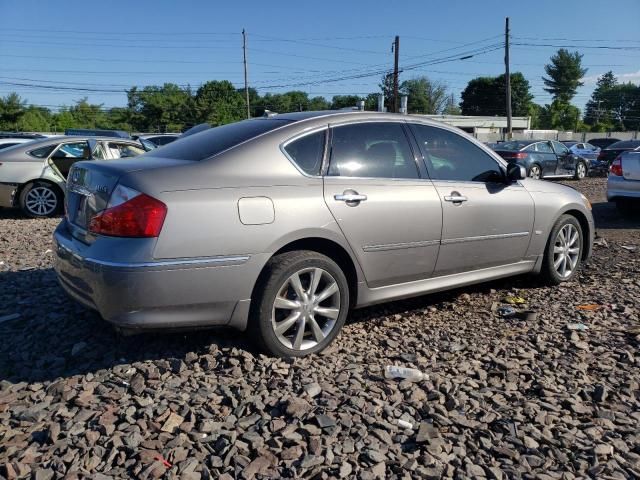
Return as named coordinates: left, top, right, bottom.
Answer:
left=242, top=29, right=250, bottom=119
left=392, top=36, right=399, bottom=113
left=595, top=99, right=602, bottom=124
left=504, top=17, right=512, bottom=139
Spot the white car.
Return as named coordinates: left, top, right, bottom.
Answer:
left=0, top=136, right=149, bottom=217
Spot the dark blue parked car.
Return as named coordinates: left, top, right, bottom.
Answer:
left=492, top=140, right=588, bottom=180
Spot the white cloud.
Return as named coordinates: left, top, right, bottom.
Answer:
left=583, top=70, right=640, bottom=85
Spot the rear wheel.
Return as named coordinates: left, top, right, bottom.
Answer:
left=528, top=164, right=542, bottom=179
left=574, top=161, right=587, bottom=180
left=19, top=181, right=62, bottom=218
left=540, top=214, right=583, bottom=285
left=250, top=250, right=349, bottom=357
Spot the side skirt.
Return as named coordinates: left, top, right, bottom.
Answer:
left=356, top=260, right=537, bottom=308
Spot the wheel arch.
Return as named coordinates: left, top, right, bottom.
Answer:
left=252, top=234, right=362, bottom=310
left=558, top=208, right=592, bottom=261
left=16, top=178, right=65, bottom=207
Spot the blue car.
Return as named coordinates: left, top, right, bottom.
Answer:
left=562, top=141, right=606, bottom=175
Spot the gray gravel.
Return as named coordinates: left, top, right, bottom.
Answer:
left=1, top=177, right=639, bottom=479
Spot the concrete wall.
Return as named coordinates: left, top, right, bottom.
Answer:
left=475, top=130, right=639, bottom=143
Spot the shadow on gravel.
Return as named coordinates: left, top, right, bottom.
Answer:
left=591, top=201, right=640, bottom=230
left=0, top=265, right=546, bottom=384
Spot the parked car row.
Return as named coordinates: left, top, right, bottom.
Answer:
left=53, top=111, right=594, bottom=357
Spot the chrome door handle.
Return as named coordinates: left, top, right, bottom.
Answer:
left=334, top=193, right=367, bottom=202
left=444, top=195, right=468, bottom=203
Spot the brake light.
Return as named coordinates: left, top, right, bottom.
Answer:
left=89, top=186, right=167, bottom=237
left=609, top=156, right=623, bottom=176
left=502, top=152, right=528, bottom=160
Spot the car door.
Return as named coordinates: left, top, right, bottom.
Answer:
left=49, top=141, right=91, bottom=179
left=551, top=140, right=575, bottom=175
left=408, top=124, right=535, bottom=276
left=531, top=141, right=558, bottom=176
left=323, top=121, right=442, bottom=288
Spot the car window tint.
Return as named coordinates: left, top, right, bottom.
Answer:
left=608, top=140, right=640, bottom=149
left=284, top=130, right=325, bottom=176
left=28, top=144, right=56, bottom=158
left=551, top=141, right=569, bottom=155
left=153, top=118, right=292, bottom=161
left=328, top=122, right=418, bottom=179
left=585, top=143, right=596, bottom=150
left=410, top=124, right=503, bottom=183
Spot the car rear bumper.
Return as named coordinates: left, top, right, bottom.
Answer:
left=53, top=221, right=267, bottom=331
left=607, top=175, right=640, bottom=201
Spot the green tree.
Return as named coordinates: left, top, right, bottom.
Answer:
left=194, top=80, right=245, bottom=126
left=127, top=83, right=192, bottom=132
left=330, top=95, right=362, bottom=110
left=460, top=73, right=533, bottom=116
left=542, top=49, right=587, bottom=103
left=584, top=71, right=617, bottom=128
left=17, top=106, right=53, bottom=132
left=308, top=96, right=330, bottom=111
left=378, top=73, right=395, bottom=112
left=400, top=77, right=450, bottom=114
left=0, top=93, right=26, bottom=130
left=539, top=100, right=581, bottom=130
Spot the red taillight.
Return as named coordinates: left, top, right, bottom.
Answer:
left=609, top=156, right=623, bottom=176
left=501, top=152, right=528, bottom=160
left=89, top=191, right=167, bottom=238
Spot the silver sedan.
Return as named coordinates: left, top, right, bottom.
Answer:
left=607, top=151, right=640, bottom=213
left=54, top=111, right=594, bottom=357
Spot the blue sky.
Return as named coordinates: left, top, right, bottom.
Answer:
left=1, top=0, right=639, bottom=114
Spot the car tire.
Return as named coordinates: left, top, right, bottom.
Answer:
left=574, top=161, right=587, bottom=180
left=540, top=214, right=583, bottom=285
left=528, top=164, right=542, bottom=179
left=19, top=181, right=62, bottom=218
left=249, top=250, right=350, bottom=358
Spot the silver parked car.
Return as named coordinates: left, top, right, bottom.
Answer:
left=0, top=136, right=149, bottom=217
left=54, top=111, right=594, bottom=357
left=607, top=151, right=640, bottom=213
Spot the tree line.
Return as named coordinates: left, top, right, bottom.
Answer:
left=0, top=48, right=638, bottom=133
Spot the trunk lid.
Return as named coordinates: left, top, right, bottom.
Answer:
left=622, top=151, right=640, bottom=180
left=599, top=148, right=626, bottom=164
left=65, top=157, right=190, bottom=241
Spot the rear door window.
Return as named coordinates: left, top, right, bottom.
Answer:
left=328, top=122, right=419, bottom=179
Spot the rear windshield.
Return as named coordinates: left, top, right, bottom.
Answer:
left=496, top=141, right=529, bottom=151
left=607, top=140, right=640, bottom=150
left=153, top=118, right=292, bottom=161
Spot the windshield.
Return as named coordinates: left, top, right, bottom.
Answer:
left=496, top=141, right=529, bottom=151
left=153, top=118, right=292, bottom=161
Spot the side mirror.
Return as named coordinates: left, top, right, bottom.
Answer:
left=506, top=163, right=526, bottom=182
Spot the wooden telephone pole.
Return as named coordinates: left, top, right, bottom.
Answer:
left=505, top=18, right=512, bottom=139
left=242, top=29, right=250, bottom=119
left=392, top=36, right=400, bottom=113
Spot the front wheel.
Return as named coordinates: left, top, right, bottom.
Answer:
left=19, top=182, right=62, bottom=218
left=540, top=214, right=583, bottom=285
left=249, top=250, right=350, bottom=357
left=574, top=161, right=587, bottom=180
left=528, top=164, right=542, bottom=179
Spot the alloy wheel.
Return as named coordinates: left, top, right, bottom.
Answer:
left=25, top=186, right=58, bottom=216
left=553, top=224, right=580, bottom=279
left=529, top=165, right=541, bottom=179
left=271, top=267, right=341, bottom=351
left=576, top=162, right=586, bottom=179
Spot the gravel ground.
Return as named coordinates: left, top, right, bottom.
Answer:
left=1, top=177, right=639, bottom=479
